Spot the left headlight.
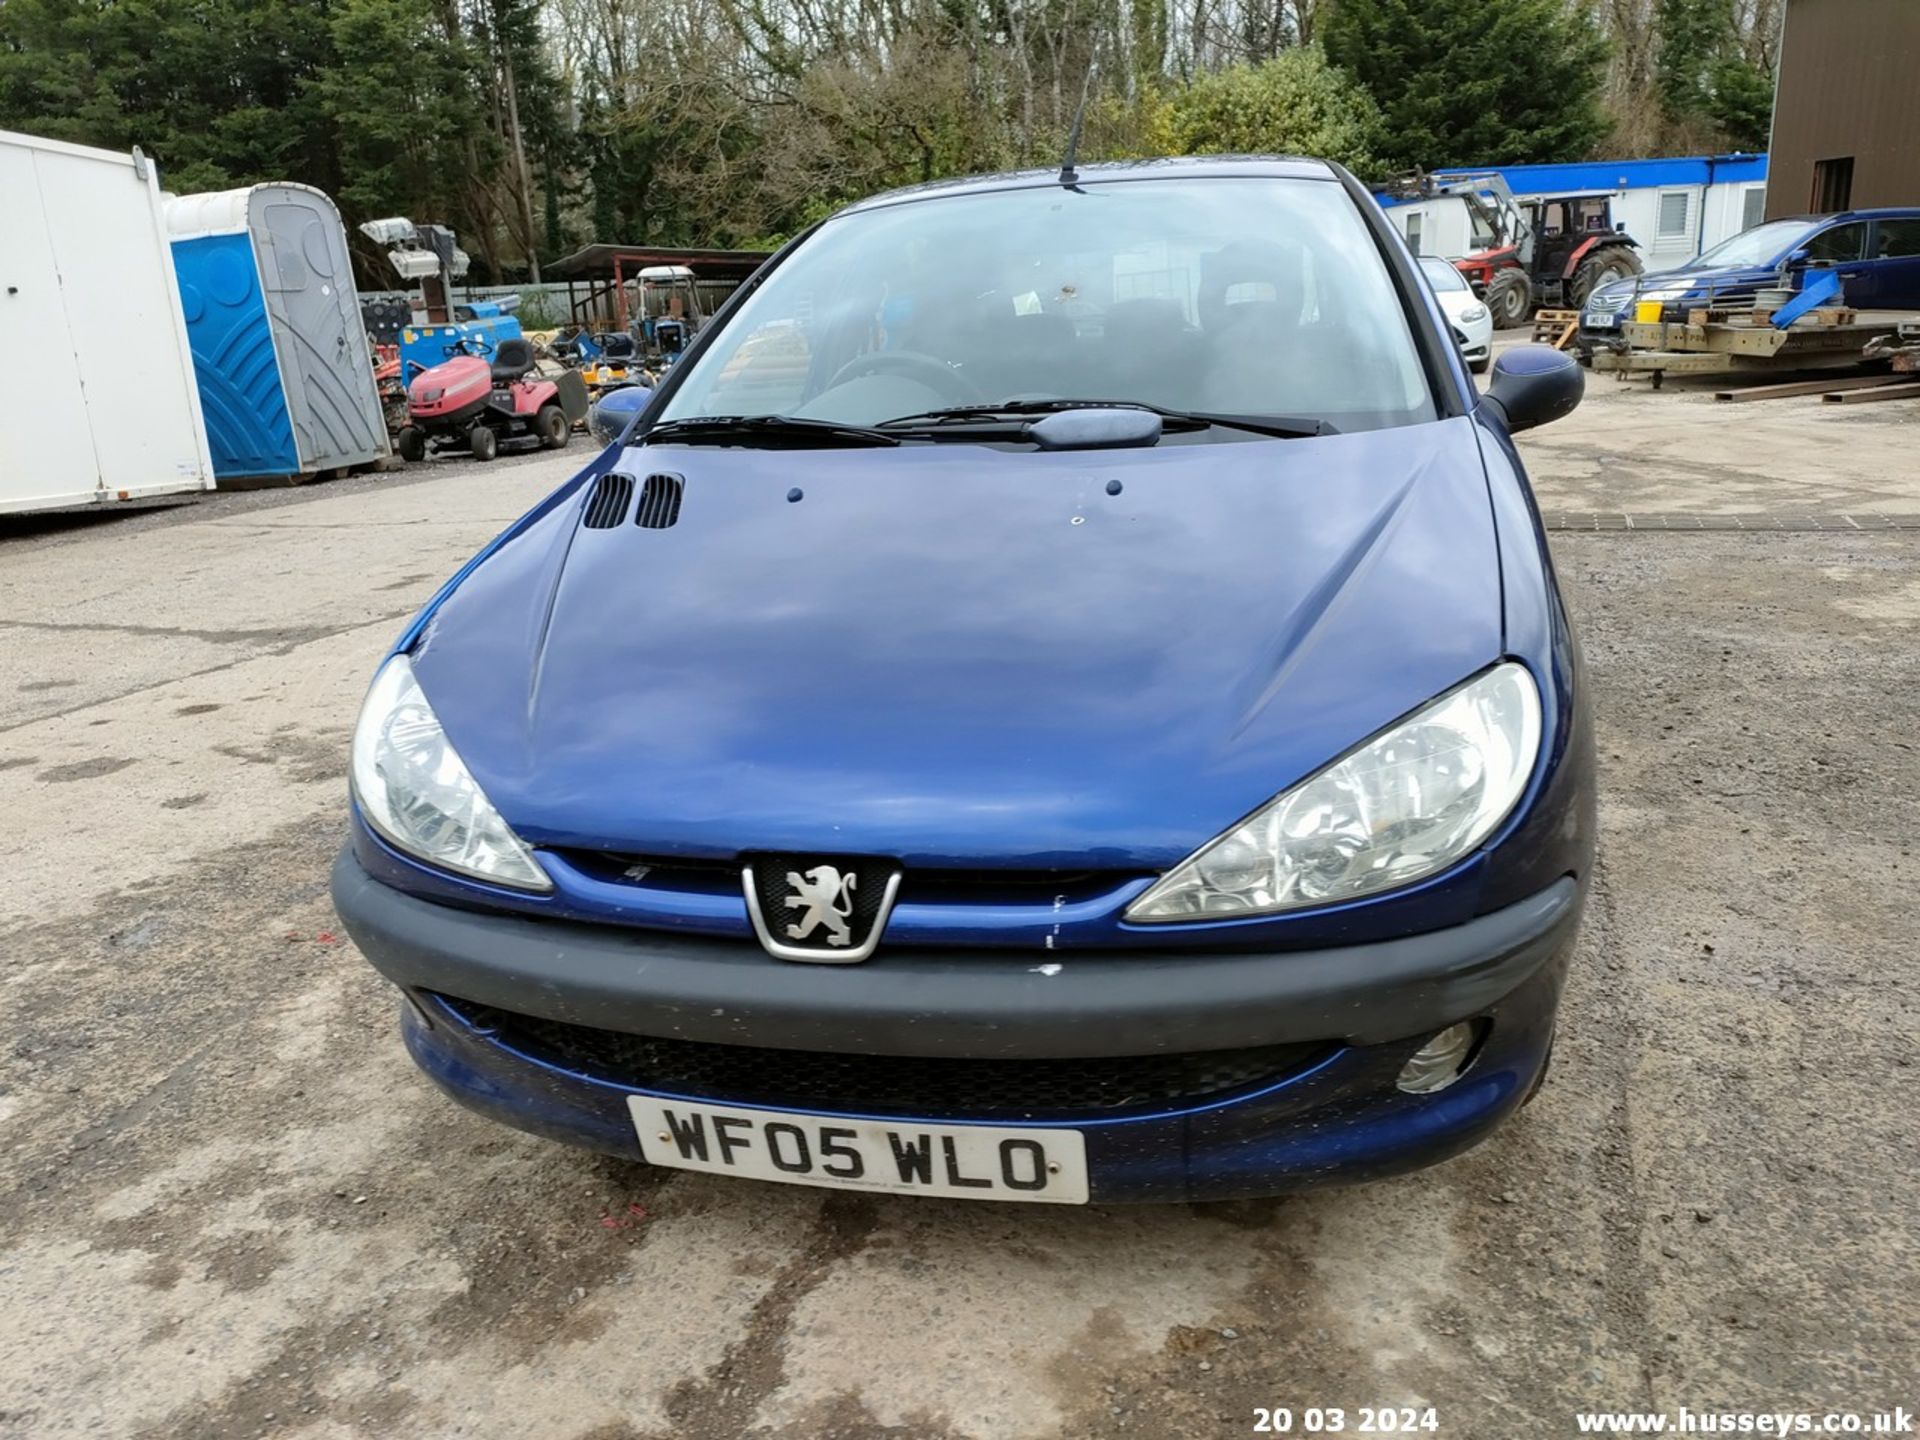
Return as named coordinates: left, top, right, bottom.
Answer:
left=1126, top=663, right=1541, bottom=922
left=350, top=654, right=552, bottom=891
left=1459, top=304, right=1489, bottom=323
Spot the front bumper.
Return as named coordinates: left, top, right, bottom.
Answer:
left=334, top=850, right=1584, bottom=1200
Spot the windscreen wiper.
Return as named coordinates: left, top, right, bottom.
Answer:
left=643, top=414, right=901, bottom=448
left=879, top=398, right=1333, bottom=439
left=1175, top=409, right=1334, bottom=439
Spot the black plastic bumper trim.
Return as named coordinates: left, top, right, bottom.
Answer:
left=332, top=848, right=1581, bottom=1061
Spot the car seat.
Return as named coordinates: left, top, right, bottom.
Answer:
left=987, top=311, right=1080, bottom=397
left=1196, top=242, right=1317, bottom=413
left=1097, top=298, right=1199, bottom=405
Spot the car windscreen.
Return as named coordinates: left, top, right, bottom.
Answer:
left=1419, top=257, right=1470, bottom=292
left=1689, top=218, right=1821, bottom=269
left=657, top=177, right=1436, bottom=436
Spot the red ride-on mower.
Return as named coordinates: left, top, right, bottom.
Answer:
left=395, top=337, right=588, bottom=463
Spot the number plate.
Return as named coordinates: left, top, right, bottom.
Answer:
left=1584, top=313, right=1619, bottom=329
left=629, top=1097, right=1089, bottom=1204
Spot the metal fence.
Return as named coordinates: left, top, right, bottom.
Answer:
left=358, top=279, right=741, bottom=332
left=358, top=284, right=578, bottom=330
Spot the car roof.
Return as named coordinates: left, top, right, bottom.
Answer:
left=1772, top=208, right=1920, bottom=224
left=835, top=155, right=1341, bottom=216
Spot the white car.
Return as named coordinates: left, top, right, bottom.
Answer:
left=1420, top=257, right=1493, bottom=373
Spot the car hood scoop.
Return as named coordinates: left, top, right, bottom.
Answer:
left=412, top=419, right=1506, bottom=868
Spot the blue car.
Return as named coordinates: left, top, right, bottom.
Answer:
left=1582, top=208, right=1920, bottom=339
left=332, top=156, right=1595, bottom=1204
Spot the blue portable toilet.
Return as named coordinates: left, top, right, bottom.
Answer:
left=167, top=185, right=390, bottom=481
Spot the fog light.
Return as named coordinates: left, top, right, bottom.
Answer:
left=1396, top=1021, right=1486, bottom=1094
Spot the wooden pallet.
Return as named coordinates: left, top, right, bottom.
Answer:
left=1532, top=308, right=1581, bottom=349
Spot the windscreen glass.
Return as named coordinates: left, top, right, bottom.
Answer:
left=659, top=177, right=1436, bottom=434
left=1690, top=219, right=1820, bottom=268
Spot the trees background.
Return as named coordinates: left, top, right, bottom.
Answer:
left=0, top=0, right=1783, bottom=283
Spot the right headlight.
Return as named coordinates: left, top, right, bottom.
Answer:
left=1126, top=663, right=1541, bottom=921
left=350, top=654, right=552, bottom=891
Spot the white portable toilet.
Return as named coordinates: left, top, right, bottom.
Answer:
left=167, top=185, right=390, bottom=482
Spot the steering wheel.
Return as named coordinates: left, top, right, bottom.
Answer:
left=827, top=350, right=985, bottom=402
left=443, top=335, right=493, bottom=359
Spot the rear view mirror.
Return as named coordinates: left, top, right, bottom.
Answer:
left=1481, top=345, right=1583, bottom=433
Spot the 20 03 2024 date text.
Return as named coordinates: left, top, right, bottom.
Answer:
left=1253, top=1408, right=1440, bottom=1433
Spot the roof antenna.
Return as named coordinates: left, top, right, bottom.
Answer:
left=1060, top=62, right=1099, bottom=185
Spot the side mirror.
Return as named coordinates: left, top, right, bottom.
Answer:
left=1787, top=247, right=1811, bottom=265
left=1481, top=344, right=1583, bottom=433
left=588, top=382, right=653, bottom=444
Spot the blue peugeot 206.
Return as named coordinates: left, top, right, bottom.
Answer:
left=332, top=155, right=1594, bottom=1205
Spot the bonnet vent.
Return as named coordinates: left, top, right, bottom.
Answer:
left=635, top=473, right=684, bottom=529
left=582, top=471, right=634, bottom=529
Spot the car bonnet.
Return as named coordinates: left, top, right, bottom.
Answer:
left=409, top=417, right=1506, bottom=869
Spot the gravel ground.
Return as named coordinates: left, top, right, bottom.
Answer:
left=1, top=365, right=1915, bottom=1439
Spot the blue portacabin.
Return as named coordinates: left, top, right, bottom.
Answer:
left=332, top=156, right=1597, bottom=1204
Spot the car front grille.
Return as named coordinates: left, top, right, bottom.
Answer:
left=556, top=850, right=1142, bottom=907
left=434, top=994, right=1329, bottom=1119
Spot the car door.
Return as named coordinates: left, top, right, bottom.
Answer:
left=1793, top=221, right=1869, bottom=305
left=1859, top=217, right=1920, bottom=311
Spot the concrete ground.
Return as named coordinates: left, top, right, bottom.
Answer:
left=2, top=362, right=1916, bottom=1439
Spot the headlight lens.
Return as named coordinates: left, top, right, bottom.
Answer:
left=350, top=654, right=551, bottom=891
left=1458, top=304, right=1489, bottom=323
left=1126, top=663, right=1541, bottom=921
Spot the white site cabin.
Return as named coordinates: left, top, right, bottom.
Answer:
left=1381, top=154, right=1772, bottom=270
left=0, top=128, right=215, bottom=515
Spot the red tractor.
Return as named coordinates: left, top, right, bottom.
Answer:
left=396, top=336, right=587, bottom=463
left=1396, top=172, right=1646, bottom=328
